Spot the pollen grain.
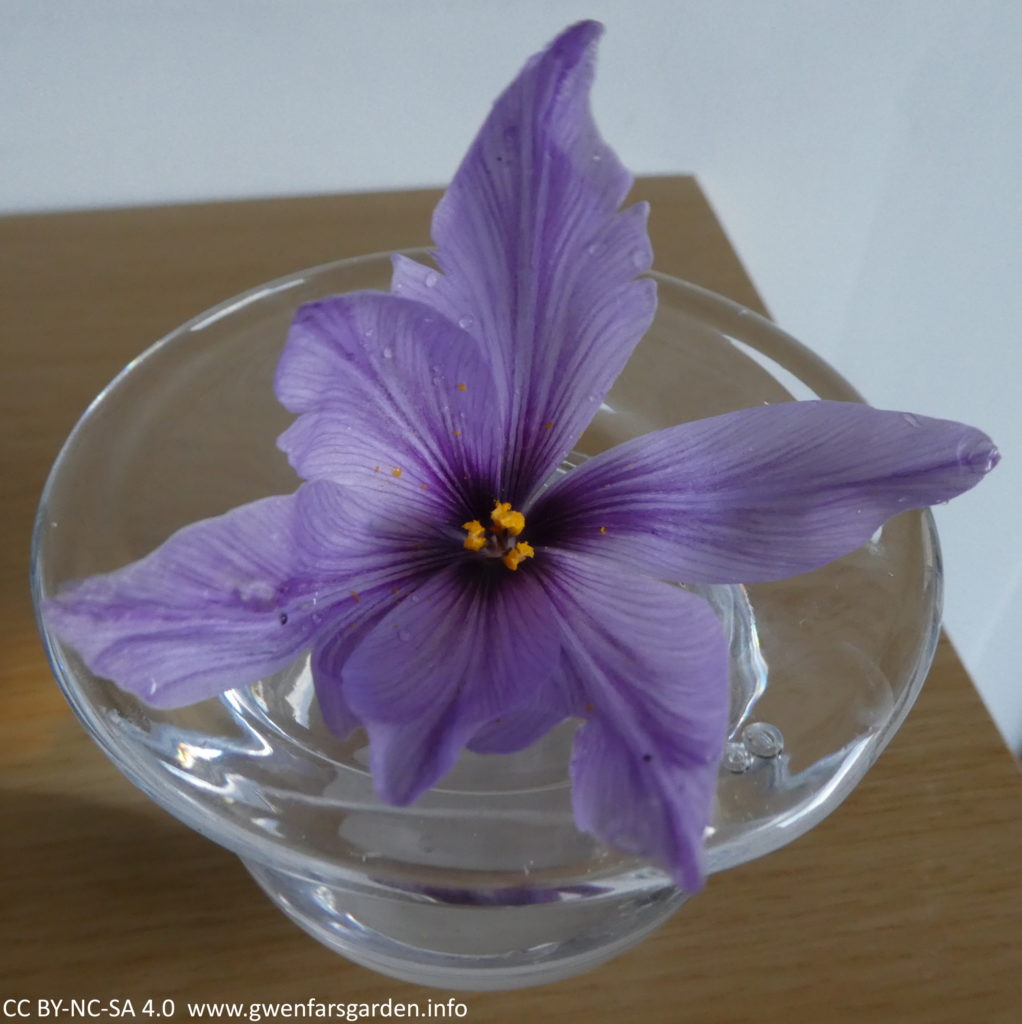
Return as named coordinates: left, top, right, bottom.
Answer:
left=462, top=520, right=486, bottom=551
left=491, top=501, right=525, bottom=536
left=502, top=541, right=535, bottom=571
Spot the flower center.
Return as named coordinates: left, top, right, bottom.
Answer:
left=462, top=501, right=535, bottom=571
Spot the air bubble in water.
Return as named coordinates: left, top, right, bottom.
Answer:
left=723, top=741, right=754, bottom=773
left=743, top=721, right=784, bottom=758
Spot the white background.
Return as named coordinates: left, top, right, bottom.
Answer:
left=5, top=1, right=1020, bottom=750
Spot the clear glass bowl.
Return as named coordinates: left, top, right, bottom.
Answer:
left=31, top=252, right=941, bottom=990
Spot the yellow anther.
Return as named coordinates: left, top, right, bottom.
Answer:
left=491, top=501, right=525, bottom=537
left=502, top=541, right=535, bottom=572
left=462, top=520, right=486, bottom=551
left=457, top=382, right=468, bottom=392
left=599, top=526, right=607, bottom=534
left=544, top=422, right=553, bottom=430
left=391, top=467, right=402, bottom=478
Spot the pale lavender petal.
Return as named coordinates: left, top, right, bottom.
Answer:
left=275, top=292, right=504, bottom=515
left=571, top=720, right=720, bottom=894
left=533, top=401, right=1000, bottom=583
left=343, top=564, right=562, bottom=803
left=311, top=630, right=363, bottom=739
left=43, top=494, right=348, bottom=709
left=538, top=551, right=730, bottom=891
left=392, top=22, right=656, bottom=499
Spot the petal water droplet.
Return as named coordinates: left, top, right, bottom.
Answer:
left=382, top=346, right=393, bottom=359
left=458, top=315, right=475, bottom=331
left=901, top=413, right=921, bottom=428
left=425, top=271, right=439, bottom=288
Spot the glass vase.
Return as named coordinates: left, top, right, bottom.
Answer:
left=31, top=252, right=941, bottom=990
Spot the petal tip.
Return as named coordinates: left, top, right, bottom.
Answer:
left=962, top=436, right=1000, bottom=476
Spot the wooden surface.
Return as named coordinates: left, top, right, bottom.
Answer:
left=3, top=178, right=1021, bottom=1021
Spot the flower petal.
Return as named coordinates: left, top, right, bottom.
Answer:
left=275, top=291, right=504, bottom=517
left=391, top=21, right=656, bottom=499
left=342, top=563, right=562, bottom=804
left=533, top=401, right=1000, bottom=583
left=43, top=494, right=346, bottom=708
left=310, top=633, right=363, bottom=739
left=537, top=551, right=730, bottom=891
left=294, top=479, right=452, bottom=585
left=468, top=707, right=566, bottom=755
left=570, top=719, right=720, bottom=894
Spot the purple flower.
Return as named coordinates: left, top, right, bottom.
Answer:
left=44, top=22, right=998, bottom=892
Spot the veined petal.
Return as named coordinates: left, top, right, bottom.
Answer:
left=571, top=721, right=721, bottom=894
left=468, top=707, right=566, bottom=755
left=392, top=22, right=656, bottom=500
left=533, top=401, right=1000, bottom=583
left=43, top=494, right=347, bottom=708
left=294, top=479, right=453, bottom=584
left=310, top=631, right=363, bottom=740
left=298, top=479, right=450, bottom=740
left=275, top=292, right=504, bottom=516
left=537, top=551, right=730, bottom=892
left=342, top=564, right=562, bottom=804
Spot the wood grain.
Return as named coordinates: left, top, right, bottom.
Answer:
left=3, top=178, right=1021, bottom=1022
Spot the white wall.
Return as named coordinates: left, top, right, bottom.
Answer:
left=5, top=1, right=1020, bottom=748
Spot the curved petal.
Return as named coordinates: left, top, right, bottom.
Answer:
left=538, top=551, right=730, bottom=892
left=342, top=563, right=562, bottom=804
left=533, top=401, right=1000, bottom=583
left=468, top=707, right=566, bottom=755
left=571, top=721, right=720, bottom=894
left=275, top=291, right=504, bottom=517
left=310, top=631, right=363, bottom=740
left=392, top=21, right=656, bottom=500
left=296, top=477, right=458, bottom=738
left=43, top=494, right=348, bottom=709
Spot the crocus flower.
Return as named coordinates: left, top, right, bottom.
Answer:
left=45, top=21, right=998, bottom=893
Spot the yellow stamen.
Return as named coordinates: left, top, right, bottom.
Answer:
left=491, top=501, right=525, bottom=537
left=453, top=429, right=462, bottom=437
left=391, top=467, right=402, bottom=478
left=502, top=541, right=535, bottom=571
left=457, top=382, right=468, bottom=392
left=351, top=591, right=361, bottom=602
left=462, top=519, right=486, bottom=551
left=544, top=422, right=553, bottom=430
left=599, top=526, right=607, bottom=534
